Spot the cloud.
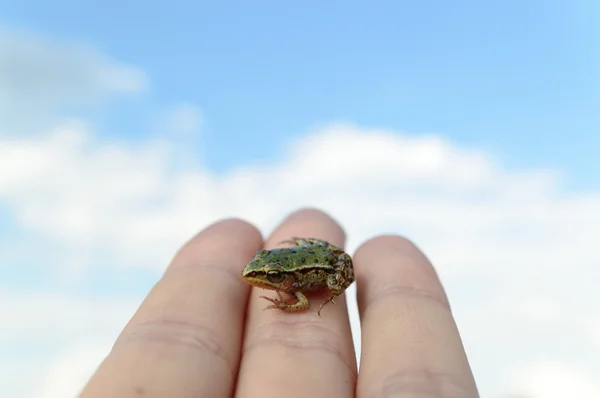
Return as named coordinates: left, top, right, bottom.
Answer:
left=0, top=291, right=141, bottom=398
left=31, top=342, right=114, bottom=398
left=0, top=27, right=147, bottom=133
left=1, top=339, right=114, bottom=398
left=1, top=122, right=598, bottom=397
left=509, top=361, right=600, bottom=398
left=163, top=103, right=203, bottom=138
left=1, top=123, right=598, bottom=277
left=0, top=291, right=140, bottom=342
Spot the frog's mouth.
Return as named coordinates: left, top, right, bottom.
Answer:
left=242, top=274, right=277, bottom=290
left=242, top=271, right=269, bottom=283
left=242, top=271, right=296, bottom=291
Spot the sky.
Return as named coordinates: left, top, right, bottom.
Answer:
left=0, top=1, right=599, bottom=397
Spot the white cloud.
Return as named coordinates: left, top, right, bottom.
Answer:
left=32, top=342, right=114, bottom=398
left=0, top=291, right=140, bottom=342
left=163, top=103, right=203, bottom=138
left=0, top=28, right=147, bottom=101
left=1, top=122, right=599, bottom=397
left=0, top=291, right=141, bottom=398
left=588, top=318, right=600, bottom=348
left=0, top=28, right=147, bottom=133
left=509, top=361, right=600, bottom=398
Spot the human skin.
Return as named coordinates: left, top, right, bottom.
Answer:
left=79, top=208, right=479, bottom=397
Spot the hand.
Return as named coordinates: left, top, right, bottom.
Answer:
left=79, top=208, right=479, bottom=397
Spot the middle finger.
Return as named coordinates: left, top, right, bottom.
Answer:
left=236, top=208, right=357, bottom=397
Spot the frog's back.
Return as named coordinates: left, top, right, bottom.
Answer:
left=285, top=244, right=338, bottom=269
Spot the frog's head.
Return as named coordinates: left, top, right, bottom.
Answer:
left=241, top=249, right=293, bottom=291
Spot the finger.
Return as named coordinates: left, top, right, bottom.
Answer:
left=236, top=208, right=357, bottom=398
left=80, top=219, right=263, bottom=398
left=355, top=235, right=479, bottom=397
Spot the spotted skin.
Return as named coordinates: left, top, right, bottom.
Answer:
left=241, top=237, right=355, bottom=316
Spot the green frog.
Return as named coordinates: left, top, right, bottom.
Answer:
left=241, top=237, right=355, bottom=316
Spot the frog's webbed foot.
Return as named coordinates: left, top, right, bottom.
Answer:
left=260, top=291, right=310, bottom=313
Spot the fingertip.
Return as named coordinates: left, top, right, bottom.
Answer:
left=353, top=234, right=442, bottom=288
left=190, top=217, right=263, bottom=245
left=170, top=218, right=264, bottom=271
left=274, top=207, right=346, bottom=247
left=354, top=234, right=425, bottom=261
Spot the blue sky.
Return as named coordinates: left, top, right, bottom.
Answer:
left=2, top=2, right=600, bottom=397
left=1, top=0, right=598, bottom=187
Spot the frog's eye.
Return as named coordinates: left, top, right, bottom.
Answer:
left=266, top=270, right=285, bottom=283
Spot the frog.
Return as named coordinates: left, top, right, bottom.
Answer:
left=241, top=237, right=355, bottom=317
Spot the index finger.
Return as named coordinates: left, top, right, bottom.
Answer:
left=80, top=219, right=263, bottom=398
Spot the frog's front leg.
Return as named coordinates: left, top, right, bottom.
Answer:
left=317, top=294, right=339, bottom=317
left=260, top=290, right=310, bottom=313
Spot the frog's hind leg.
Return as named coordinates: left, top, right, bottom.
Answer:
left=278, top=237, right=330, bottom=247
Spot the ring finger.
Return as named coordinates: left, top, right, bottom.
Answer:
left=354, top=235, right=479, bottom=397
